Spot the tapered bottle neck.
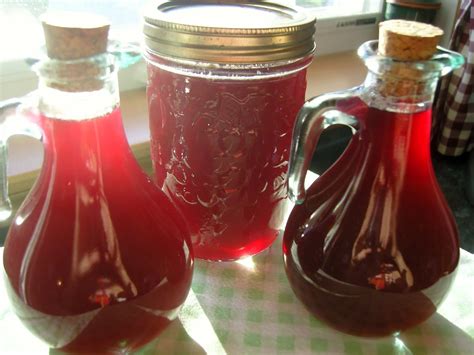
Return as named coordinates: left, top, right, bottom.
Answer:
left=359, top=69, right=439, bottom=115
left=355, top=40, right=464, bottom=115
left=34, top=53, right=119, bottom=120
left=32, top=53, right=132, bottom=171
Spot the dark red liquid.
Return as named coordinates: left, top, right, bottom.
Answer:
left=283, top=99, right=459, bottom=337
left=147, top=60, right=308, bottom=260
left=3, top=108, right=193, bottom=353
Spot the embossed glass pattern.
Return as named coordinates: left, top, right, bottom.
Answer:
left=146, top=55, right=311, bottom=261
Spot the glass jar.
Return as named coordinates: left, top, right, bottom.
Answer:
left=143, top=0, right=316, bottom=261
left=0, top=14, right=193, bottom=353
left=283, top=40, right=464, bottom=336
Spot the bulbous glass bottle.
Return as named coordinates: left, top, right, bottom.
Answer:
left=283, top=40, right=464, bottom=337
left=0, top=15, right=193, bottom=353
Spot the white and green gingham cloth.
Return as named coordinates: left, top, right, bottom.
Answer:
left=1, top=240, right=473, bottom=355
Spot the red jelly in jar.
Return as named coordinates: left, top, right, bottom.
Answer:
left=143, top=0, right=316, bottom=261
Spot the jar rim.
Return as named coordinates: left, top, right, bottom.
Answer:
left=144, top=50, right=313, bottom=80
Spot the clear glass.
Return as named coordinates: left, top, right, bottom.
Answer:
left=0, top=52, right=193, bottom=352
left=283, top=40, right=464, bottom=336
left=145, top=52, right=313, bottom=261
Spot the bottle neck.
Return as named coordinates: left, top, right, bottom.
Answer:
left=359, top=64, right=440, bottom=114
left=35, top=53, right=119, bottom=120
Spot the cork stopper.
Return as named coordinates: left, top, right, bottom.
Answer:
left=38, top=12, right=112, bottom=92
left=378, top=20, right=443, bottom=61
left=41, top=11, right=110, bottom=60
left=375, top=20, right=444, bottom=98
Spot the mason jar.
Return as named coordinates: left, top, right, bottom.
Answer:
left=143, top=0, right=316, bottom=261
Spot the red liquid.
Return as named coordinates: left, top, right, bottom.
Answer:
left=283, top=99, right=459, bottom=337
left=3, top=108, right=193, bottom=353
left=147, top=62, right=308, bottom=260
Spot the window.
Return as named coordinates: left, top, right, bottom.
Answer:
left=0, top=0, right=384, bottom=100
left=286, top=0, right=384, bottom=59
left=295, top=0, right=382, bottom=18
left=0, top=1, right=146, bottom=61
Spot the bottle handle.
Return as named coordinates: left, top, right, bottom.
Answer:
left=0, top=96, right=42, bottom=222
left=288, top=87, right=361, bottom=204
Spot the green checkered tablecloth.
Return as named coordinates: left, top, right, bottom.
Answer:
left=1, top=240, right=473, bottom=355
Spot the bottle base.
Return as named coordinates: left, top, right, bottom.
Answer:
left=284, top=257, right=456, bottom=337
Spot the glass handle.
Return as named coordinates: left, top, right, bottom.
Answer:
left=0, top=96, right=42, bottom=222
left=288, top=88, right=360, bottom=205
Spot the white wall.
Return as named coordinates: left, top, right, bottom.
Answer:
left=435, top=0, right=461, bottom=47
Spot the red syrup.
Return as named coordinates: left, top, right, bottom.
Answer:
left=283, top=98, right=459, bottom=337
left=3, top=108, right=193, bottom=353
left=147, top=62, right=308, bottom=261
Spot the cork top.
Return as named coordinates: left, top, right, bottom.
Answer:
left=378, top=20, right=443, bottom=61
left=41, top=11, right=110, bottom=60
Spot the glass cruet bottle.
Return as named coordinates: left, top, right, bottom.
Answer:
left=283, top=20, right=465, bottom=337
left=0, top=13, right=193, bottom=353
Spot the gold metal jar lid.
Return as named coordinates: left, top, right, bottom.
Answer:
left=143, top=0, right=316, bottom=64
